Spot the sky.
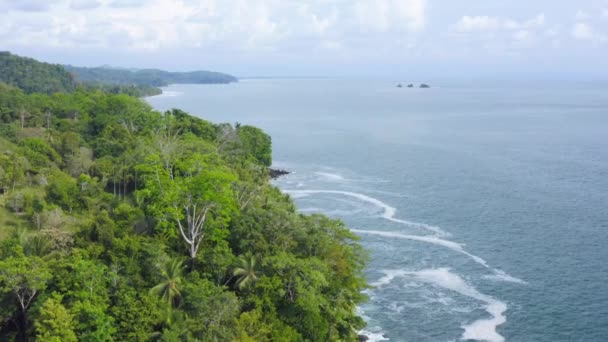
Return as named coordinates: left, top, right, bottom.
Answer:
left=1, top=0, right=608, bottom=79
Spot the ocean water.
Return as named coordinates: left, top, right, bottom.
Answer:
left=147, top=79, right=608, bottom=342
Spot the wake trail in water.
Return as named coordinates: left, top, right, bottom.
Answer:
left=374, top=268, right=507, bottom=342
left=284, top=189, right=450, bottom=237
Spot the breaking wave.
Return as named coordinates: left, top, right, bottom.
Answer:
left=374, top=268, right=507, bottom=342
left=284, top=189, right=449, bottom=237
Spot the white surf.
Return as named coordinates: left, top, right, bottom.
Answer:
left=284, top=189, right=449, bottom=237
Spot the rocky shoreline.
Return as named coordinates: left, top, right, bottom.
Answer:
left=269, top=168, right=290, bottom=179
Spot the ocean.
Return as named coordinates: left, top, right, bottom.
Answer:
left=147, top=79, right=608, bottom=342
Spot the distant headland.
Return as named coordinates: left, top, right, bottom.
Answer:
left=0, top=51, right=237, bottom=97
left=65, top=64, right=238, bottom=89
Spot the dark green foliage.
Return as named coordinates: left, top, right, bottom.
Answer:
left=80, top=82, right=163, bottom=97
left=0, top=52, right=77, bottom=94
left=0, top=54, right=368, bottom=341
left=238, top=125, right=272, bottom=166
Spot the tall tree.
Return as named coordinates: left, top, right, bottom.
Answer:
left=0, top=256, right=51, bottom=340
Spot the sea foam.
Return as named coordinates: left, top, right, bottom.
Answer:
left=158, top=90, right=182, bottom=97
left=374, top=268, right=507, bottom=342
left=358, top=329, right=390, bottom=342
left=482, top=269, right=528, bottom=285
left=284, top=190, right=449, bottom=237
left=286, top=188, right=521, bottom=342
left=351, top=229, right=489, bottom=268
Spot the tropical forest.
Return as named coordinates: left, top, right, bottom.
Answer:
left=0, top=52, right=368, bottom=341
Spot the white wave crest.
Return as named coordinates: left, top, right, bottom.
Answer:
left=483, top=269, right=528, bottom=285
left=283, top=190, right=449, bottom=237
left=289, top=192, right=311, bottom=199
left=298, top=207, right=322, bottom=213
left=352, top=229, right=489, bottom=268
left=158, top=90, right=182, bottom=97
left=374, top=268, right=507, bottom=342
left=314, top=171, right=345, bottom=181
left=358, top=329, right=390, bottom=342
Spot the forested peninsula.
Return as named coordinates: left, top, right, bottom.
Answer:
left=0, top=53, right=368, bottom=341
left=1, top=52, right=238, bottom=97
left=65, top=65, right=238, bottom=87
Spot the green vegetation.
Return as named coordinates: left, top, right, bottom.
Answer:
left=1, top=51, right=235, bottom=98
left=0, top=55, right=367, bottom=341
left=0, top=52, right=77, bottom=94
left=65, top=65, right=238, bottom=87
left=80, top=82, right=163, bottom=97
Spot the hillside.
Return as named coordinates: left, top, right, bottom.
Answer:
left=0, top=54, right=367, bottom=341
left=65, top=65, right=238, bottom=87
left=0, top=52, right=77, bottom=94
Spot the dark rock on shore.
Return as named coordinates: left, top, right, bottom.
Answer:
left=407, top=83, right=414, bottom=88
left=269, top=168, right=290, bottom=179
left=420, top=83, right=430, bottom=88
left=358, top=335, right=369, bottom=342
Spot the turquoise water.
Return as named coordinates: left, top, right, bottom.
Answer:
left=147, top=79, right=608, bottom=342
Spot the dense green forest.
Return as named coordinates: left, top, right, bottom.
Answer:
left=1, top=51, right=235, bottom=97
left=65, top=65, right=238, bottom=87
left=0, top=52, right=163, bottom=97
left=0, top=56, right=368, bottom=341
left=0, top=52, right=77, bottom=94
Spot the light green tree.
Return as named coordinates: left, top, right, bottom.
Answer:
left=35, top=294, right=78, bottom=342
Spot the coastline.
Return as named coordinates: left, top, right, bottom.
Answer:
left=269, top=168, right=290, bottom=179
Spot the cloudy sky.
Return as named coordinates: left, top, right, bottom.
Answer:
left=2, top=0, right=608, bottom=78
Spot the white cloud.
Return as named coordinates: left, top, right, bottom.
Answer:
left=575, top=10, right=590, bottom=20
left=571, top=22, right=607, bottom=43
left=602, top=8, right=608, bottom=19
left=544, top=27, right=559, bottom=37
left=454, top=16, right=501, bottom=32
left=0, top=0, right=430, bottom=53
left=454, top=13, right=545, bottom=33
left=354, top=0, right=427, bottom=32
left=2, top=0, right=606, bottom=67
left=108, top=0, right=147, bottom=8
left=513, top=30, right=530, bottom=42
left=572, top=22, right=594, bottom=40
left=0, top=0, right=55, bottom=12
left=70, top=0, right=100, bottom=10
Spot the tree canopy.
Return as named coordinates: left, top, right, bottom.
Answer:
left=0, top=54, right=368, bottom=341
left=0, top=52, right=77, bottom=94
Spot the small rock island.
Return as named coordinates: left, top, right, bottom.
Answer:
left=396, top=83, right=430, bottom=88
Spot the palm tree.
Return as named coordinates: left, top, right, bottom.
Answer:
left=150, top=257, right=184, bottom=307
left=233, top=256, right=258, bottom=290
left=24, top=235, right=52, bottom=257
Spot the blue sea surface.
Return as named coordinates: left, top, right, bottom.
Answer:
left=147, top=79, right=608, bottom=342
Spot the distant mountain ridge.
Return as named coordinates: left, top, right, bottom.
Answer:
left=65, top=65, right=238, bottom=87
